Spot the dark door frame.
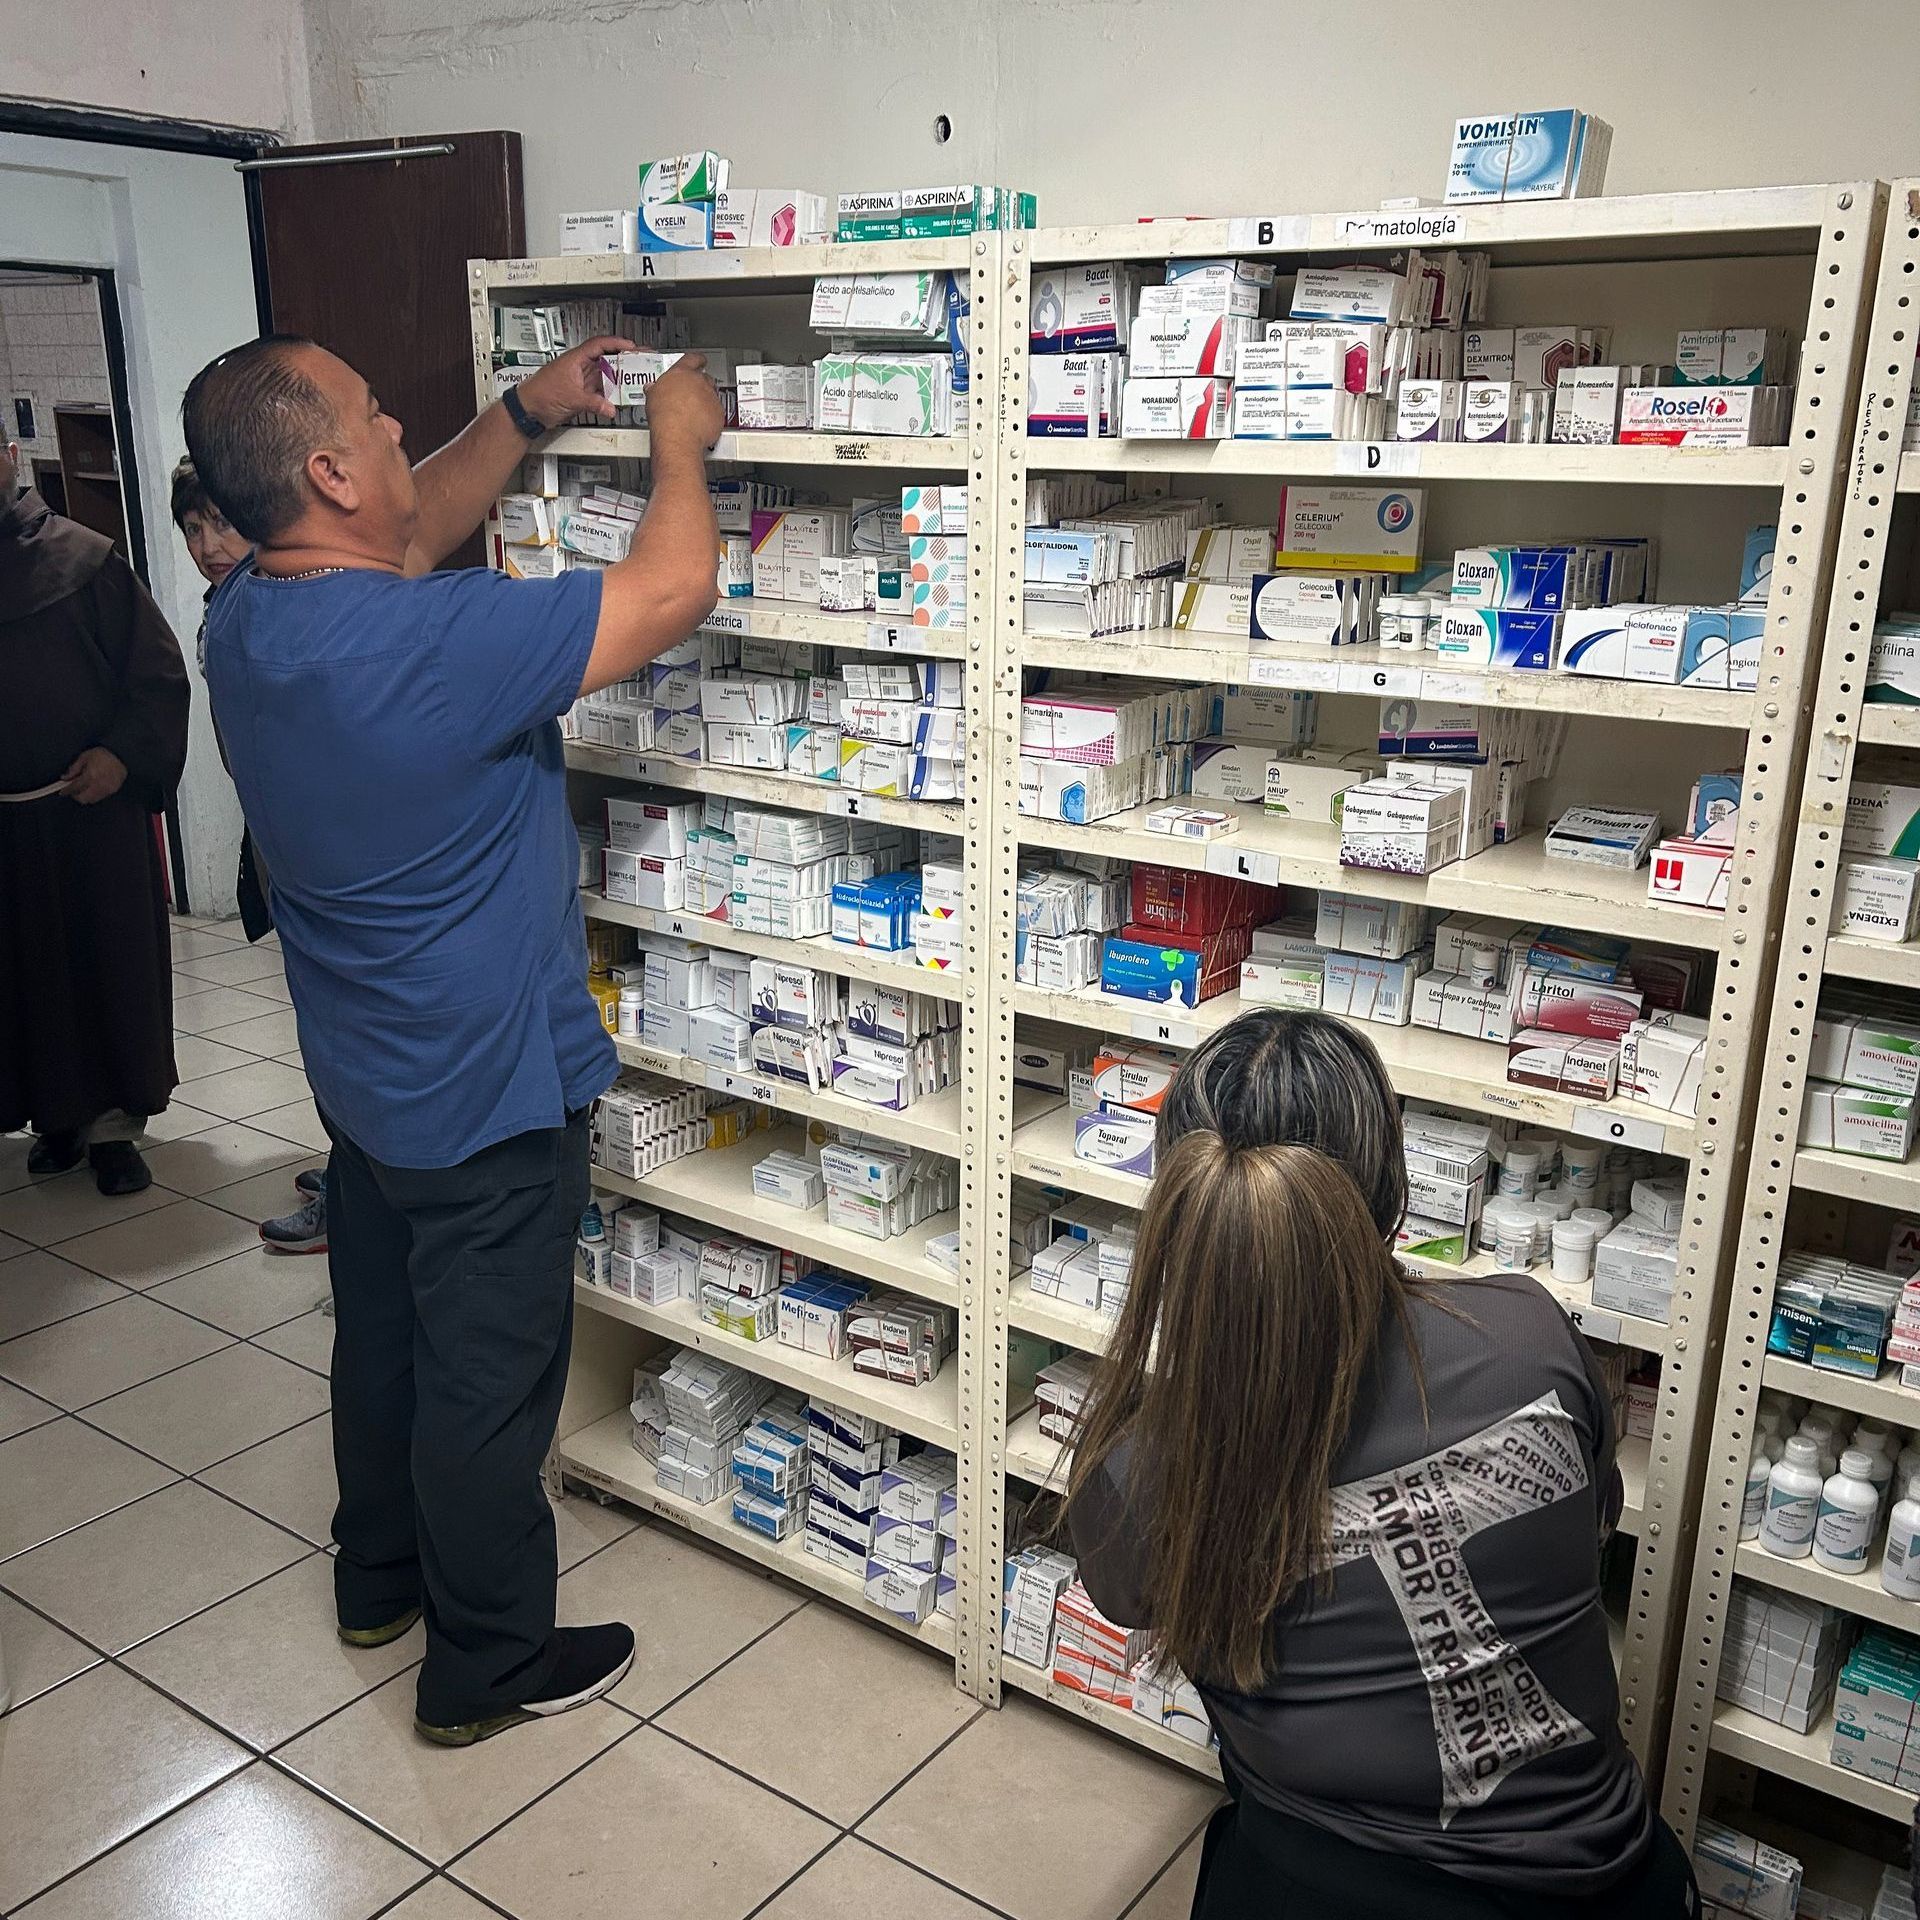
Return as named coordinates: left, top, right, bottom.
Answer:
left=0, top=101, right=279, bottom=910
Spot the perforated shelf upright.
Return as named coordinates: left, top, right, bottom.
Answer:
left=1663, top=183, right=1920, bottom=1864
left=975, top=184, right=1882, bottom=1787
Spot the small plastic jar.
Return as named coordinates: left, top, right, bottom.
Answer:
left=1379, top=594, right=1428, bottom=650
left=1536, top=1185, right=1577, bottom=1223
left=1552, top=1217, right=1599, bottom=1283
left=1570, top=1206, right=1614, bottom=1240
left=1498, top=1146, right=1543, bottom=1200
left=1486, top=1199, right=1535, bottom=1273
left=617, top=985, right=645, bottom=1037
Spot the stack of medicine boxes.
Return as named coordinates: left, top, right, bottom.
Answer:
left=836, top=656, right=966, bottom=800
left=729, top=1389, right=813, bottom=1541
left=867, top=1450, right=959, bottom=1624
left=1069, top=1042, right=1181, bottom=1184
left=656, top=1352, right=773, bottom=1507
left=1100, top=864, right=1282, bottom=1011
left=1832, top=1625, right=1920, bottom=1792
left=819, top=1134, right=957, bottom=1246
left=1716, top=1582, right=1844, bottom=1733
left=1053, top=1577, right=1153, bottom=1703
left=1118, top=260, right=1272, bottom=440
left=1016, top=860, right=1130, bottom=992
left=1027, top=1192, right=1136, bottom=1322
left=1027, top=262, right=1134, bottom=440
left=1800, top=1004, right=1920, bottom=1163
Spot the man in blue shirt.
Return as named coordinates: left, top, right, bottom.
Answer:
left=183, top=329, right=723, bottom=1745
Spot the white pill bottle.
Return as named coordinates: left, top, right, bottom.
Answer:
left=1759, top=1435, right=1824, bottom=1559
left=1812, top=1449, right=1881, bottom=1575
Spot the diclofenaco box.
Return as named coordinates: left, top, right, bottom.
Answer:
left=1559, top=605, right=1688, bottom=685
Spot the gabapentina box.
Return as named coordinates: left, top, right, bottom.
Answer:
left=1274, top=486, right=1425, bottom=574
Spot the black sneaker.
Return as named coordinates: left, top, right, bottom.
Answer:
left=338, top=1606, right=422, bottom=1649
left=413, top=1622, right=635, bottom=1748
left=26, top=1130, right=84, bottom=1177
left=89, top=1141, right=152, bottom=1196
left=295, top=1167, right=326, bottom=1199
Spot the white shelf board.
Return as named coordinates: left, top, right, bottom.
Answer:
left=1009, top=1103, right=1150, bottom=1212
left=1733, top=1539, right=1920, bottom=1635
left=575, top=1283, right=959, bottom=1448
left=1008, top=1283, right=1117, bottom=1354
left=1010, top=992, right=1696, bottom=1154
left=999, top=1657, right=1221, bottom=1779
left=1762, top=1355, right=1920, bottom=1427
left=546, top=425, right=969, bottom=469
left=1031, top=186, right=1834, bottom=268
left=482, top=235, right=973, bottom=292
left=1022, top=437, right=1787, bottom=488
left=582, top=890, right=963, bottom=1002
left=1010, top=1258, right=1665, bottom=1359
left=1794, top=1146, right=1920, bottom=1209
left=556, top=1408, right=954, bottom=1654
left=1021, top=630, right=1754, bottom=730
left=1710, top=1704, right=1917, bottom=1824
left=605, top=1035, right=958, bottom=1154
left=1824, top=934, right=1920, bottom=991
left=1859, top=704, right=1920, bottom=749
left=591, top=1127, right=960, bottom=1309
left=1014, top=813, right=1727, bottom=953
left=565, top=740, right=962, bottom=832
left=695, top=599, right=968, bottom=660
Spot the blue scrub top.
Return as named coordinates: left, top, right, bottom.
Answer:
left=204, top=561, right=617, bottom=1169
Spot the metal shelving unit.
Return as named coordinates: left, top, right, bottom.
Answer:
left=974, top=183, right=1882, bottom=1791
left=1664, top=183, right=1920, bottom=1860
left=472, top=179, right=1887, bottom=1791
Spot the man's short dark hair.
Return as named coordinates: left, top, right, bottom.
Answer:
left=181, top=335, right=334, bottom=545
left=169, top=454, right=215, bottom=531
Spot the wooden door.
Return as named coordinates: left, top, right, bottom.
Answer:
left=247, top=133, right=524, bottom=571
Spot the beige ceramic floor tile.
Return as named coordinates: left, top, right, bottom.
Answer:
left=0, top=1294, right=232, bottom=1409
left=0, top=1227, right=30, bottom=1258
left=550, top=1486, right=640, bottom=1573
left=659, top=1604, right=977, bottom=1824
left=857, top=1694, right=1221, bottom=1920
left=85, top=1342, right=329, bottom=1474
left=277, top=1671, right=629, bottom=1865
left=171, top=945, right=288, bottom=990
left=171, top=1061, right=315, bottom=1125
left=278, top=1047, right=306, bottom=1069
left=150, top=1242, right=331, bottom=1336
left=10, top=1762, right=428, bottom=1920
left=0, top=1664, right=247, bottom=1911
left=123, top=1555, right=422, bottom=1753
left=199, top=1008, right=301, bottom=1057
left=379, top=1880, right=500, bottom=1919
left=1, top=1480, right=309, bottom=1654
left=454, top=1725, right=833, bottom=1920
left=0, top=1378, right=59, bottom=1442
left=247, top=1097, right=331, bottom=1151
left=173, top=985, right=287, bottom=1036
left=0, top=1417, right=176, bottom=1561
left=0, top=1172, right=173, bottom=1248
left=169, top=1033, right=259, bottom=1082
left=1124, top=1832, right=1207, bottom=1920
left=54, top=1197, right=262, bottom=1290
left=198, top=1160, right=326, bottom=1228
left=0, top=1590, right=102, bottom=1712
left=171, top=925, right=244, bottom=961
left=758, top=1838, right=1002, bottom=1920
left=0, top=1249, right=130, bottom=1341
left=136, top=1125, right=309, bottom=1199
left=137, top=1100, right=224, bottom=1145
left=253, top=1306, right=334, bottom=1375
left=200, top=1412, right=338, bottom=1544
left=557, top=1523, right=802, bottom=1717
left=239, top=974, right=294, bottom=1007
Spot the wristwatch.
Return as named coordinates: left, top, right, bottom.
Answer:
left=502, top=384, right=545, bottom=440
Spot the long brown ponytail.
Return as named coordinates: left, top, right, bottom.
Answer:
left=1066, top=1010, right=1425, bottom=1692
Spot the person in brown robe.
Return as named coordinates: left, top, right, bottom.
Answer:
left=0, top=439, right=190, bottom=1195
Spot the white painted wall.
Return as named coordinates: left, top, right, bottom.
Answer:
left=303, top=0, right=1920, bottom=241
left=0, top=276, right=114, bottom=468
left=0, top=0, right=311, bottom=136
left=0, top=135, right=257, bottom=915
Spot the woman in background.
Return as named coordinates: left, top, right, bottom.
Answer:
left=1064, top=1010, right=1694, bottom=1919
left=172, top=457, right=327, bottom=1257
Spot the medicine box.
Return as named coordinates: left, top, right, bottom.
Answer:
left=1321, top=952, right=1419, bottom=1026
left=1339, top=777, right=1464, bottom=877
left=1837, top=857, right=1920, bottom=941
left=1843, top=779, right=1920, bottom=858
left=1274, top=486, right=1424, bottom=574
left=1506, top=1029, right=1620, bottom=1100
left=1446, top=110, right=1611, bottom=204
left=1593, top=1221, right=1679, bottom=1323
left=1544, top=806, right=1660, bottom=871
left=1413, top=970, right=1518, bottom=1043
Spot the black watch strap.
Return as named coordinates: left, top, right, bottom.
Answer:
left=502, top=383, right=544, bottom=440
